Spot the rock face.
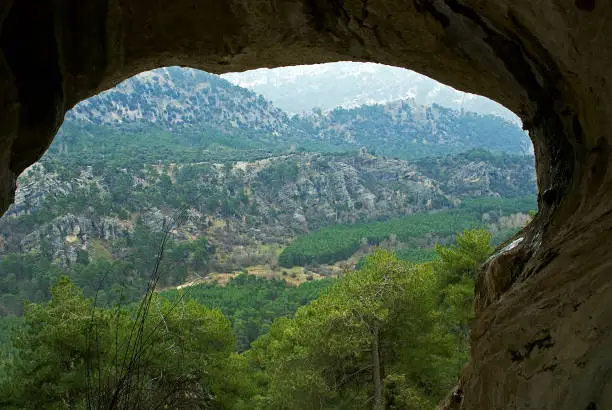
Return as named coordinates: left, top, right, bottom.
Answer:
left=2, top=151, right=533, bottom=263
left=19, top=214, right=130, bottom=266
left=1, top=1, right=611, bottom=408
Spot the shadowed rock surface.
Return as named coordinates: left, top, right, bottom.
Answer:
left=1, top=1, right=611, bottom=408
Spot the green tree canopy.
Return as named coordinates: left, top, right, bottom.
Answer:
left=0, top=277, right=236, bottom=409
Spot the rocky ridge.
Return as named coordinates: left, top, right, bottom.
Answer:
left=1, top=150, right=536, bottom=267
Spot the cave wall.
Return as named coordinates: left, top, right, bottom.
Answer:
left=1, top=1, right=612, bottom=408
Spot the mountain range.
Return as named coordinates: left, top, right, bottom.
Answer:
left=221, top=62, right=521, bottom=123
left=62, top=67, right=532, bottom=160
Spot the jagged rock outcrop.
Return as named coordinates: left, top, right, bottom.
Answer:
left=4, top=151, right=529, bottom=260
left=1, top=1, right=611, bottom=408
left=416, top=150, right=537, bottom=199
left=20, top=214, right=130, bottom=266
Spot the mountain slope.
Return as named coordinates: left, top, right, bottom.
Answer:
left=0, top=65, right=537, bottom=316
left=3, top=149, right=536, bottom=264
left=0, top=148, right=536, bottom=316
left=68, top=67, right=290, bottom=133
left=295, top=101, right=532, bottom=157
left=60, top=66, right=531, bottom=161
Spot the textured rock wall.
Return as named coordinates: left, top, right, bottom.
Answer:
left=1, top=1, right=611, bottom=408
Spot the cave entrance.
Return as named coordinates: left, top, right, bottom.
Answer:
left=0, top=61, right=538, bottom=407
left=1, top=0, right=611, bottom=408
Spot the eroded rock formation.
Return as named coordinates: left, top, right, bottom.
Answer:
left=1, top=0, right=611, bottom=408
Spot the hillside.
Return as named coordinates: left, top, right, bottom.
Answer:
left=294, top=101, right=532, bottom=158
left=67, top=67, right=289, bottom=133
left=0, top=65, right=538, bottom=409
left=58, top=66, right=530, bottom=161
left=0, top=148, right=536, bottom=315
left=3, top=149, right=536, bottom=259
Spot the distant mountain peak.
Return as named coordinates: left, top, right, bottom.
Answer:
left=221, top=62, right=521, bottom=124
left=67, top=67, right=289, bottom=133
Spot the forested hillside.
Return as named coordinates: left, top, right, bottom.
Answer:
left=0, top=148, right=535, bottom=315
left=0, top=66, right=536, bottom=316
left=278, top=197, right=536, bottom=268
left=58, top=67, right=530, bottom=161
left=294, top=101, right=532, bottom=158
left=0, top=231, right=494, bottom=409
left=67, top=67, right=289, bottom=133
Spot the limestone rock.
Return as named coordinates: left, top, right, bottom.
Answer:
left=20, top=214, right=130, bottom=266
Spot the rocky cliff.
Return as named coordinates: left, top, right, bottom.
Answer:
left=0, top=150, right=536, bottom=267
